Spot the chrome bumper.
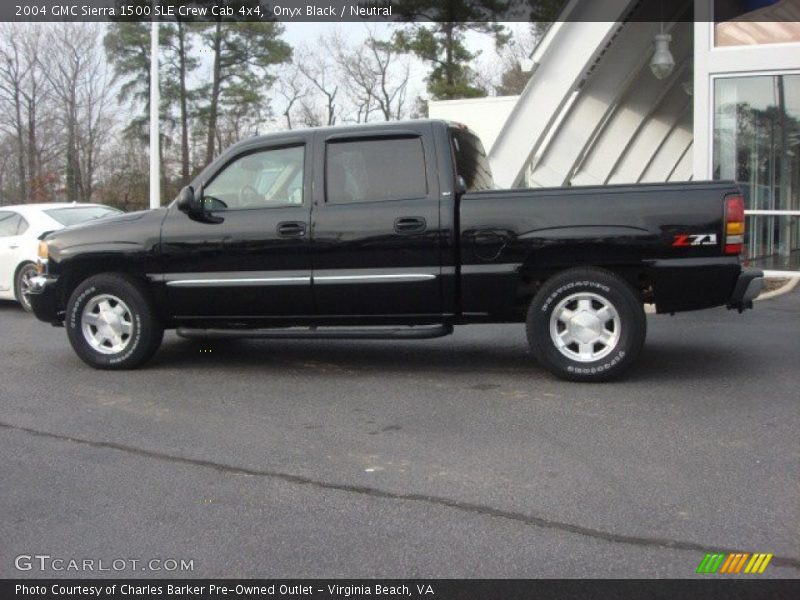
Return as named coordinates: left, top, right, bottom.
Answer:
left=28, top=274, right=57, bottom=295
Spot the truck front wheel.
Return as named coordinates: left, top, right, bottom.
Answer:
left=526, top=268, right=646, bottom=382
left=65, top=274, right=164, bottom=369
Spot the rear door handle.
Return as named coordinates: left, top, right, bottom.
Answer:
left=277, top=221, right=306, bottom=238
left=394, top=217, right=426, bottom=234
left=8, top=245, right=19, bottom=249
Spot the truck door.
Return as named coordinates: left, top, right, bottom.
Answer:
left=311, top=128, right=443, bottom=317
left=160, top=142, right=313, bottom=318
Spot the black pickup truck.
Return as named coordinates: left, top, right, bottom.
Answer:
left=28, top=120, right=762, bottom=381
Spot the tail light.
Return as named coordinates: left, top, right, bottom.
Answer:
left=724, top=194, right=745, bottom=255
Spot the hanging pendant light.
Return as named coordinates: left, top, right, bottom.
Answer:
left=650, top=32, right=675, bottom=80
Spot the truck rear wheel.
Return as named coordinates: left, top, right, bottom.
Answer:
left=66, top=274, right=164, bottom=369
left=526, top=268, right=646, bottom=382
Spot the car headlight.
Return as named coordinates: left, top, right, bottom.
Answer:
left=36, top=242, right=49, bottom=274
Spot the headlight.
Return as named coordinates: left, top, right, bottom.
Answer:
left=36, top=242, right=49, bottom=274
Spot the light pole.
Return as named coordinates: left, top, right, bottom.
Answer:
left=149, top=10, right=160, bottom=209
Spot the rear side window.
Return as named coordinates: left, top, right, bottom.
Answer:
left=451, top=127, right=494, bottom=192
left=45, top=206, right=120, bottom=226
left=326, top=137, right=427, bottom=204
left=0, top=211, right=21, bottom=237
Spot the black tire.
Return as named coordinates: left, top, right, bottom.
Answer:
left=65, top=273, right=164, bottom=369
left=526, top=268, right=646, bottom=382
left=14, top=262, right=37, bottom=312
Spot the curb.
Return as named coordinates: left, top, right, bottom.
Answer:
left=756, top=277, right=799, bottom=302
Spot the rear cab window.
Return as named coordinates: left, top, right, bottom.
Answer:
left=450, top=126, right=495, bottom=192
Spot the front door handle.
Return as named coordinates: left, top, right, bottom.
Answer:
left=277, top=221, right=306, bottom=238
left=394, top=217, right=426, bottom=234
left=8, top=244, right=19, bottom=250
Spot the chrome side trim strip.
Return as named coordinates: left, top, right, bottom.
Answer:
left=461, top=263, right=522, bottom=275
left=167, top=277, right=310, bottom=288
left=314, top=274, right=436, bottom=284
left=160, top=268, right=440, bottom=287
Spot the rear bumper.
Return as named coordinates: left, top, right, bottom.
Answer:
left=727, top=268, right=763, bottom=312
left=27, top=275, right=62, bottom=325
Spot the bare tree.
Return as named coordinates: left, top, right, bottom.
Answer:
left=45, top=24, right=114, bottom=202
left=287, top=29, right=411, bottom=128
left=0, top=25, right=32, bottom=202
left=295, top=39, right=340, bottom=127
left=330, top=28, right=411, bottom=122
left=0, top=24, right=62, bottom=204
left=75, top=36, right=115, bottom=202
left=19, top=27, right=49, bottom=201
left=275, top=63, right=307, bottom=130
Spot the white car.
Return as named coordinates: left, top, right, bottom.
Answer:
left=0, top=203, right=122, bottom=311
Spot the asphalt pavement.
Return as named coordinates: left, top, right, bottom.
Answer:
left=1, top=289, right=798, bottom=578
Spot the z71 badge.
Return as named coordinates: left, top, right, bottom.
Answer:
left=672, top=233, right=718, bottom=247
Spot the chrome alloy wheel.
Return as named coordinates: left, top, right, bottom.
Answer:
left=17, top=264, right=37, bottom=311
left=81, top=294, right=134, bottom=355
left=549, top=292, right=621, bottom=362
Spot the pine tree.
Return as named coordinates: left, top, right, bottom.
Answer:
left=392, top=0, right=510, bottom=100
left=194, top=4, right=291, bottom=162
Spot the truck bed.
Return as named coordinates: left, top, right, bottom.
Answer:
left=457, top=180, right=742, bottom=317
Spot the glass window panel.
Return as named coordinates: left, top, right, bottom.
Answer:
left=713, top=74, right=800, bottom=269
left=325, top=138, right=427, bottom=204
left=204, top=146, right=305, bottom=210
left=744, top=214, right=800, bottom=270
left=0, top=211, right=21, bottom=237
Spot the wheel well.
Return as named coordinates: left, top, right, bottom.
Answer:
left=57, top=265, right=151, bottom=313
left=516, top=265, right=653, bottom=314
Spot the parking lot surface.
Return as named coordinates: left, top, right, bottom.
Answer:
left=1, top=290, right=798, bottom=578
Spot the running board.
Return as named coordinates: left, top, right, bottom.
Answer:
left=176, top=324, right=454, bottom=341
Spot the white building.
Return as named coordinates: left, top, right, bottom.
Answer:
left=430, top=0, right=800, bottom=275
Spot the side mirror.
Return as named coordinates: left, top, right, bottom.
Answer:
left=455, top=175, right=467, bottom=197
left=177, top=184, right=223, bottom=224
left=177, top=186, right=195, bottom=213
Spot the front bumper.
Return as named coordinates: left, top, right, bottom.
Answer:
left=727, top=268, right=763, bottom=312
left=27, top=275, right=62, bottom=324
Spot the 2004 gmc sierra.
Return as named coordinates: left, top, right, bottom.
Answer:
left=28, top=120, right=763, bottom=381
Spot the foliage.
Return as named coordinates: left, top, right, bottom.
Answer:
left=391, top=0, right=510, bottom=100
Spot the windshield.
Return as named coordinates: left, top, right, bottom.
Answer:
left=45, top=206, right=121, bottom=226
left=450, top=126, right=495, bottom=192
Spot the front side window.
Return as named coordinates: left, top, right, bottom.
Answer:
left=203, top=145, right=305, bottom=211
left=326, top=137, right=427, bottom=204
left=0, top=211, right=21, bottom=237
